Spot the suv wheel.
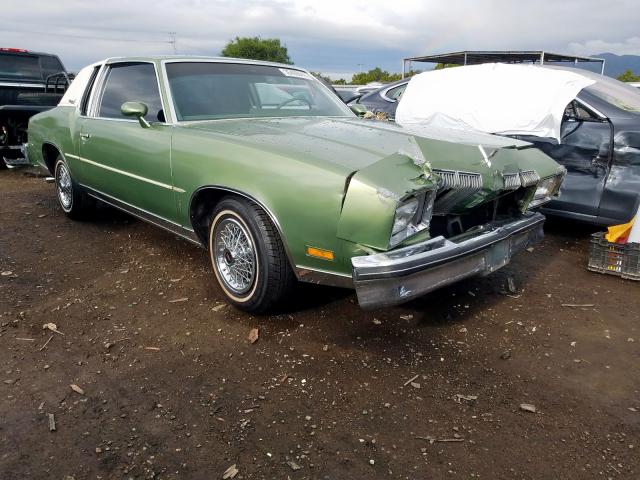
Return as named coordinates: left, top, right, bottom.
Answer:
left=54, top=156, right=93, bottom=219
left=208, top=197, right=294, bottom=313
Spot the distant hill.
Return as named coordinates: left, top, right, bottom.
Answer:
left=595, top=53, right=640, bottom=78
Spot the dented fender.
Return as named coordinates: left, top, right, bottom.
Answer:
left=337, top=146, right=437, bottom=250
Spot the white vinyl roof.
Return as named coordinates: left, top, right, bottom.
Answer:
left=395, top=63, right=596, bottom=141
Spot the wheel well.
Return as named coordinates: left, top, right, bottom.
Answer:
left=42, top=143, right=60, bottom=175
left=189, top=188, right=294, bottom=272
left=190, top=188, right=230, bottom=245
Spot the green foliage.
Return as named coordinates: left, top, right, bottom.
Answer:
left=617, top=69, right=640, bottom=82
left=351, top=67, right=399, bottom=85
left=434, top=63, right=460, bottom=70
left=350, top=67, right=421, bottom=85
left=310, top=72, right=332, bottom=84
left=221, top=37, right=292, bottom=64
left=332, top=78, right=347, bottom=85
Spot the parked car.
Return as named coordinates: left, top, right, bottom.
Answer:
left=350, top=78, right=408, bottom=119
left=0, top=48, right=71, bottom=168
left=334, top=87, right=363, bottom=103
left=395, top=63, right=640, bottom=226
left=27, top=56, right=564, bottom=312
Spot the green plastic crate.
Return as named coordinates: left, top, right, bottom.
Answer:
left=588, top=232, right=640, bottom=281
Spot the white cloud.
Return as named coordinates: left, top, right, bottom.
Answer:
left=569, top=37, right=640, bottom=56
left=1, top=0, right=639, bottom=75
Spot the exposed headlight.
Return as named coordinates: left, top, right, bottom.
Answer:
left=529, top=173, right=564, bottom=208
left=392, top=197, right=419, bottom=235
left=390, top=190, right=436, bottom=247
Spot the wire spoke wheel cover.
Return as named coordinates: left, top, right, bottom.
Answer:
left=56, top=162, right=73, bottom=211
left=213, top=216, right=257, bottom=296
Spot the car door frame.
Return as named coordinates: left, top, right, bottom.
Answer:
left=572, top=96, right=616, bottom=221
left=540, top=96, right=615, bottom=223
left=76, top=59, right=200, bottom=245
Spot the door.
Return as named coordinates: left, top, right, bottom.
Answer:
left=536, top=100, right=612, bottom=218
left=78, top=62, right=177, bottom=222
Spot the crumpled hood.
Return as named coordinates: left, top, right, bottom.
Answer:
left=336, top=143, right=562, bottom=249
left=183, top=116, right=563, bottom=250
left=181, top=116, right=533, bottom=175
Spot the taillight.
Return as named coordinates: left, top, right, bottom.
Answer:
left=0, top=48, right=29, bottom=53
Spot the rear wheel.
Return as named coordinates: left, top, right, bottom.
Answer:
left=54, top=156, right=93, bottom=219
left=208, top=197, right=295, bottom=313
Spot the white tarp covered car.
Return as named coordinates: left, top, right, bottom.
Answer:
left=395, top=63, right=595, bottom=142
left=395, top=63, right=640, bottom=226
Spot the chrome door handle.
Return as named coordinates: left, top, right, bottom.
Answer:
left=80, top=133, right=91, bottom=140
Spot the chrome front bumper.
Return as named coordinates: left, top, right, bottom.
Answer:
left=351, top=212, right=545, bottom=309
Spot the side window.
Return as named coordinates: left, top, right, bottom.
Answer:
left=98, top=63, right=164, bottom=122
left=563, top=100, right=599, bottom=122
left=388, top=84, right=406, bottom=101
left=40, top=55, right=64, bottom=78
left=554, top=100, right=611, bottom=170
left=384, top=84, right=407, bottom=102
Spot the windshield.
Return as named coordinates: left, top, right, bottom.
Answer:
left=585, top=77, right=640, bottom=113
left=165, top=62, right=353, bottom=121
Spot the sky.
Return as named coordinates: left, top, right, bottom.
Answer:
left=2, top=0, right=640, bottom=79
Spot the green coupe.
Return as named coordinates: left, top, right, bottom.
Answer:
left=27, top=56, right=565, bottom=312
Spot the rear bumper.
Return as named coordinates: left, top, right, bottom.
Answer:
left=351, top=212, right=545, bottom=309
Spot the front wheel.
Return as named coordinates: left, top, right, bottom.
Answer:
left=54, top=156, right=93, bottom=219
left=208, top=197, right=295, bottom=313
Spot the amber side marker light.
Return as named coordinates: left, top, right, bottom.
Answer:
left=306, top=246, right=334, bottom=261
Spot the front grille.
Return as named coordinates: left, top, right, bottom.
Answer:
left=519, top=170, right=540, bottom=187
left=428, top=188, right=526, bottom=239
left=436, top=170, right=457, bottom=188
left=503, top=173, right=521, bottom=190
left=433, top=169, right=483, bottom=215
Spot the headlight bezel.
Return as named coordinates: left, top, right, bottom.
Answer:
left=529, top=170, right=565, bottom=208
left=389, top=189, right=437, bottom=247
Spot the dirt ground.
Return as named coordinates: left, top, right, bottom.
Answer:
left=1, top=168, right=638, bottom=480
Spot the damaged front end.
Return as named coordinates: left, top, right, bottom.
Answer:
left=338, top=135, right=564, bottom=308
left=352, top=212, right=544, bottom=308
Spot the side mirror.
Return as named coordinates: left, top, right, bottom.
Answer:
left=121, top=101, right=150, bottom=128
left=349, top=103, right=368, bottom=117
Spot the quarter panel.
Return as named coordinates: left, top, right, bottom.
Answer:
left=27, top=105, right=82, bottom=175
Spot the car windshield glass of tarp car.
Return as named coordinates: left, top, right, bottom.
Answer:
left=395, top=63, right=596, bottom=142
left=165, top=62, right=353, bottom=121
left=0, top=52, right=64, bottom=80
left=586, top=76, right=640, bottom=113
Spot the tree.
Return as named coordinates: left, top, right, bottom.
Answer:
left=221, top=37, right=292, bottom=64
left=332, top=78, right=347, bottom=85
left=349, top=67, right=421, bottom=85
left=351, top=67, right=401, bottom=85
left=434, top=63, right=459, bottom=70
left=617, top=69, right=640, bottom=82
left=404, top=69, right=422, bottom=78
left=310, top=72, right=332, bottom=84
